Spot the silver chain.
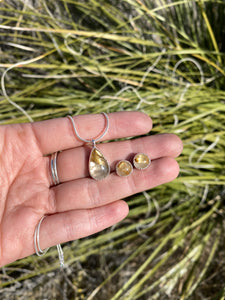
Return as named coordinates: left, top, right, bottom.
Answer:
left=67, top=112, right=109, bottom=144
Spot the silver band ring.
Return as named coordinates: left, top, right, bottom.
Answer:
left=50, top=152, right=60, bottom=185
left=34, top=215, right=49, bottom=257
left=34, top=215, right=65, bottom=268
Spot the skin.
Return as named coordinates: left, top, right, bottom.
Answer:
left=0, top=111, right=183, bottom=267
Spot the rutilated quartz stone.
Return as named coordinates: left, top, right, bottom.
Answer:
left=133, top=153, right=151, bottom=170
left=89, top=147, right=110, bottom=180
left=116, top=160, right=133, bottom=177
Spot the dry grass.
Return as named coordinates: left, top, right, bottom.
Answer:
left=0, top=0, right=225, bottom=299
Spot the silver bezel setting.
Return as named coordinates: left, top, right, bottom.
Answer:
left=133, top=153, right=151, bottom=170
left=88, top=146, right=110, bottom=180
left=116, top=160, right=133, bottom=177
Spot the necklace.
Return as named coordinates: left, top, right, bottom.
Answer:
left=67, top=113, right=110, bottom=180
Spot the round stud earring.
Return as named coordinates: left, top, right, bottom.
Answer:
left=133, top=153, right=151, bottom=170
left=116, top=160, right=133, bottom=177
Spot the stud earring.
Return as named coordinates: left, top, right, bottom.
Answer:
left=116, top=160, right=133, bottom=177
left=133, top=153, right=151, bottom=170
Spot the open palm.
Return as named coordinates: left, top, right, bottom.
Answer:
left=0, top=111, right=182, bottom=267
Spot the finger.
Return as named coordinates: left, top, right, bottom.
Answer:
left=38, top=200, right=129, bottom=250
left=31, top=111, right=152, bottom=155
left=46, top=133, right=183, bottom=183
left=49, top=157, right=180, bottom=213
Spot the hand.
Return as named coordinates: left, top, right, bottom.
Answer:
left=0, top=111, right=182, bottom=267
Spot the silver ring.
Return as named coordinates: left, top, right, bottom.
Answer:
left=50, top=152, right=60, bottom=185
left=34, top=215, right=49, bottom=256
left=34, top=215, right=65, bottom=268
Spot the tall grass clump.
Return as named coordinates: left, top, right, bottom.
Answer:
left=0, top=0, right=224, bottom=299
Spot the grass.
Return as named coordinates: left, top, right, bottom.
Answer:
left=0, top=0, right=225, bottom=299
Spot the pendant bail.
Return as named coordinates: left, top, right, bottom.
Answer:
left=92, top=139, right=96, bottom=148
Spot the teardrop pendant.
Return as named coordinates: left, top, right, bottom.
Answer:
left=89, top=146, right=110, bottom=180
